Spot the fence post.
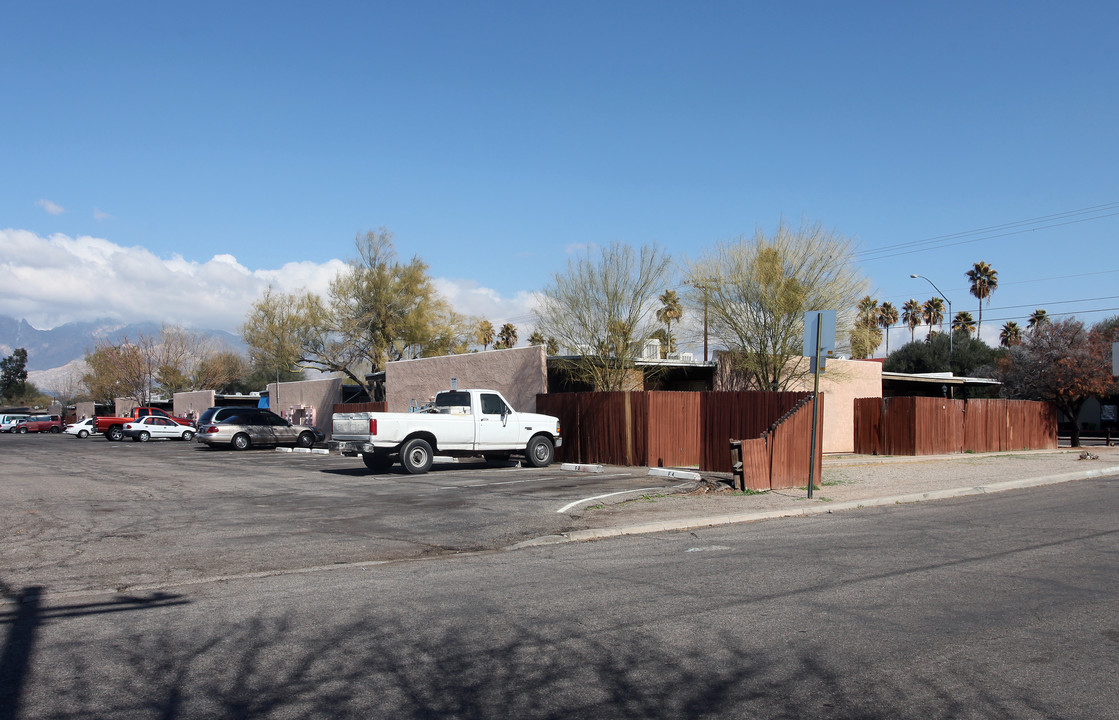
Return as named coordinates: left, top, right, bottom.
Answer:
left=730, top=440, right=743, bottom=491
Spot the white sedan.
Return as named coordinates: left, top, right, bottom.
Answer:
left=64, top=418, right=98, bottom=439
left=123, top=416, right=196, bottom=442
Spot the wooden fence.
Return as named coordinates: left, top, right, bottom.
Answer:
left=853, top=396, right=1057, bottom=455
left=732, top=394, right=824, bottom=491
left=535, top=391, right=814, bottom=474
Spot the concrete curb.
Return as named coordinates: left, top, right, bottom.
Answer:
left=562, top=463, right=605, bottom=473
left=507, top=464, right=1119, bottom=549
left=648, top=467, right=702, bottom=481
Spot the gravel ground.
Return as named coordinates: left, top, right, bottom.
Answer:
left=562, top=447, right=1119, bottom=534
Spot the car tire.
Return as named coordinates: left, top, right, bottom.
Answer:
left=18, top=426, right=27, bottom=434
left=50, top=426, right=61, bottom=433
left=181, top=430, right=195, bottom=441
left=232, top=433, right=251, bottom=451
left=400, top=438, right=434, bottom=475
left=77, top=430, right=89, bottom=439
left=106, top=426, right=124, bottom=442
left=525, top=435, right=555, bottom=468
left=362, top=452, right=394, bottom=473
left=137, top=431, right=150, bottom=442
left=295, top=431, right=315, bottom=448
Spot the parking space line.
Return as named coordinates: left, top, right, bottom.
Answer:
left=438, top=477, right=550, bottom=489
left=557, top=487, right=671, bottom=514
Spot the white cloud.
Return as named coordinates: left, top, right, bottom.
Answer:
left=36, top=199, right=65, bottom=215
left=92, top=208, right=113, bottom=221
left=433, top=277, right=540, bottom=328
left=0, top=230, right=537, bottom=335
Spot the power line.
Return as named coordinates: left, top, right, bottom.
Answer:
left=855, top=201, right=1119, bottom=262
left=858, top=211, right=1119, bottom=262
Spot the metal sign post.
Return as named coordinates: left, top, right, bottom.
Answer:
left=804, top=311, right=836, bottom=498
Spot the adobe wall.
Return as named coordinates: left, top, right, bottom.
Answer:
left=385, top=346, right=548, bottom=413
left=174, top=390, right=216, bottom=422
left=270, top=376, right=344, bottom=436
left=787, top=358, right=882, bottom=454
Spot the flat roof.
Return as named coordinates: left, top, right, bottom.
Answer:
left=882, top=372, right=1001, bottom=386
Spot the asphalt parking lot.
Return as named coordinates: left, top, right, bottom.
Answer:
left=0, top=432, right=685, bottom=595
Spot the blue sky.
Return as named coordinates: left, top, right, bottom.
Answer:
left=2, top=1, right=1117, bottom=354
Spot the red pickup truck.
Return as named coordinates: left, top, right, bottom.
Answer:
left=94, top=407, right=193, bottom=441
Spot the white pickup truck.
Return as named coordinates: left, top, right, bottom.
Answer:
left=330, top=389, right=563, bottom=474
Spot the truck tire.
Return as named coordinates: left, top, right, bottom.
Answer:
left=400, top=438, right=433, bottom=475
left=106, top=426, right=124, bottom=442
left=525, top=435, right=555, bottom=468
left=232, top=433, right=251, bottom=451
left=362, top=452, right=394, bottom=473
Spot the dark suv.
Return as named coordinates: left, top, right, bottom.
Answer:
left=195, top=407, right=324, bottom=450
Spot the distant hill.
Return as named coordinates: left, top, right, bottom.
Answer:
left=0, top=315, right=245, bottom=372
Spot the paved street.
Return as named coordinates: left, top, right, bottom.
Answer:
left=3, top=473, right=1117, bottom=719
left=3, top=433, right=1119, bottom=718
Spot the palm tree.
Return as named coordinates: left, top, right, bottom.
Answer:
left=953, top=310, right=977, bottom=337
left=856, top=295, right=878, bottom=321
left=528, top=330, right=546, bottom=347
left=966, top=261, right=998, bottom=334
left=476, top=320, right=495, bottom=351
left=1028, top=308, right=1050, bottom=333
left=999, top=321, right=1023, bottom=347
left=923, top=297, right=945, bottom=333
left=901, top=299, right=925, bottom=342
left=495, top=322, right=518, bottom=349
left=878, top=301, right=899, bottom=355
left=655, top=289, right=683, bottom=354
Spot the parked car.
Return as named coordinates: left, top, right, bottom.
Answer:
left=1, top=414, right=31, bottom=433
left=94, top=407, right=194, bottom=441
left=195, top=407, right=324, bottom=450
left=15, top=415, right=63, bottom=433
left=123, top=416, right=197, bottom=442
left=64, top=418, right=99, bottom=439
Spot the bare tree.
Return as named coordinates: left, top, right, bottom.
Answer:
left=534, top=242, right=673, bottom=391
left=684, top=219, right=867, bottom=390
left=84, top=326, right=246, bottom=405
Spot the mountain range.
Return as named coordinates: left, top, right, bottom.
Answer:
left=0, top=316, right=245, bottom=391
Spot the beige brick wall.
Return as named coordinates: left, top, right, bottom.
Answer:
left=385, top=346, right=548, bottom=413
left=269, top=376, right=344, bottom=435
left=174, top=390, right=217, bottom=422
left=787, top=358, right=882, bottom=454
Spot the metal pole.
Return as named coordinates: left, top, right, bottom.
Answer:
left=703, top=286, right=709, bottom=362
left=910, top=274, right=953, bottom=357
left=807, top=313, right=822, bottom=498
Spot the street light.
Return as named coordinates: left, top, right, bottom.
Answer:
left=910, top=274, right=952, bottom=357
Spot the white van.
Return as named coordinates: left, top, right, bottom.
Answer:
left=0, top=414, right=31, bottom=433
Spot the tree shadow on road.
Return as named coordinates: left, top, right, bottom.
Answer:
left=7, top=592, right=1063, bottom=720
